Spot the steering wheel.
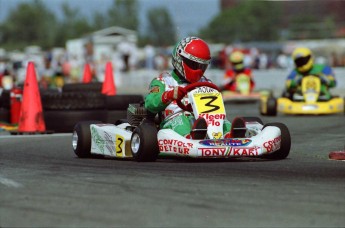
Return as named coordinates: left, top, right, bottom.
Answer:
left=176, top=82, right=220, bottom=111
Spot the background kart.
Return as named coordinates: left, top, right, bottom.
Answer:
left=221, top=73, right=261, bottom=103
left=72, top=82, right=291, bottom=162
left=260, top=75, right=344, bottom=116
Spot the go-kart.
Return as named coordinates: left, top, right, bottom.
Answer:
left=221, top=73, right=261, bottom=103
left=260, top=75, right=344, bottom=116
left=72, top=82, right=291, bottom=162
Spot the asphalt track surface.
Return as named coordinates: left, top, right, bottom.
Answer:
left=1, top=103, right=344, bottom=227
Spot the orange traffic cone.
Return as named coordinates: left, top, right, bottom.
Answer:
left=18, top=62, right=46, bottom=132
left=82, top=63, right=92, bottom=83
left=102, top=62, right=116, bottom=95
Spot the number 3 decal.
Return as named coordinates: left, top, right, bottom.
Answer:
left=201, top=96, right=219, bottom=113
left=115, top=135, right=124, bottom=156
left=194, top=93, right=225, bottom=114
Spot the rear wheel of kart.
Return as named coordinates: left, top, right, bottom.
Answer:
left=266, top=97, right=277, bottom=116
left=130, top=122, right=159, bottom=162
left=242, top=117, right=264, bottom=125
left=72, top=121, right=102, bottom=158
left=262, top=122, right=291, bottom=160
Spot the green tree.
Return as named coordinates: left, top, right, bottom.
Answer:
left=288, top=15, right=337, bottom=40
left=146, top=7, right=176, bottom=46
left=199, top=1, right=281, bottom=43
left=0, top=0, right=58, bottom=49
left=107, top=0, right=139, bottom=30
left=54, top=3, right=93, bottom=47
left=91, top=12, right=108, bottom=30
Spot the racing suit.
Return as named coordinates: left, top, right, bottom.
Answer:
left=145, top=71, right=232, bottom=138
left=221, top=68, right=255, bottom=92
left=285, top=64, right=336, bottom=100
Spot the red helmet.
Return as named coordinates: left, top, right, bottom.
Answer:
left=172, top=37, right=211, bottom=83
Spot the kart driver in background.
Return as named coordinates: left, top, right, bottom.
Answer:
left=285, top=47, right=336, bottom=100
left=220, top=51, right=255, bottom=92
left=144, top=37, right=234, bottom=140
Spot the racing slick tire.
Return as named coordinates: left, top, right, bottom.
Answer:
left=130, top=121, right=159, bottom=162
left=266, top=97, right=277, bottom=116
left=262, top=122, right=291, bottom=160
left=72, top=121, right=102, bottom=158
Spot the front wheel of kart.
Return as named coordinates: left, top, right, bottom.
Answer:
left=130, top=122, right=159, bottom=162
left=262, top=122, right=291, bottom=160
left=72, top=121, right=102, bottom=158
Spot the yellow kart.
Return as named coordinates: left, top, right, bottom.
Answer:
left=260, top=75, right=344, bottom=116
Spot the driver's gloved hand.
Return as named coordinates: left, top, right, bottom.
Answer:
left=162, top=86, right=186, bottom=104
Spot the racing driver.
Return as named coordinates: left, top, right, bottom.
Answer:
left=285, top=47, right=337, bottom=100
left=144, top=37, right=237, bottom=140
left=221, top=51, right=255, bottom=92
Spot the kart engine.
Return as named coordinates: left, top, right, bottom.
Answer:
left=127, top=103, right=153, bottom=126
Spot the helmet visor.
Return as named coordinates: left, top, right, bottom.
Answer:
left=294, top=55, right=311, bottom=67
left=182, top=56, right=208, bottom=72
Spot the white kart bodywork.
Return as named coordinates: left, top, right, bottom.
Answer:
left=90, top=123, right=133, bottom=158
left=89, top=120, right=282, bottom=159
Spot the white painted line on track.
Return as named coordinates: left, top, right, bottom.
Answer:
left=0, top=133, right=72, bottom=139
left=0, top=175, right=23, bottom=188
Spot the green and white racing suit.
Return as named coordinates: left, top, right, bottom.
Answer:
left=144, top=71, right=231, bottom=138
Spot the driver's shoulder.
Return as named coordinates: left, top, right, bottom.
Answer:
left=312, top=63, right=331, bottom=72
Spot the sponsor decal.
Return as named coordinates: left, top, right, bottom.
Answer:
left=212, top=132, right=222, bottom=139
left=199, top=147, right=230, bottom=157
left=263, top=136, right=281, bottom=153
left=169, top=116, right=184, bottom=128
left=149, top=86, right=160, bottom=93
left=200, top=138, right=252, bottom=147
left=104, top=132, right=115, bottom=155
left=199, top=146, right=260, bottom=157
left=158, top=139, right=193, bottom=155
left=194, top=87, right=218, bottom=94
left=232, top=147, right=260, bottom=156
left=199, top=113, right=225, bottom=127
left=91, top=126, right=104, bottom=153
left=199, top=113, right=226, bottom=120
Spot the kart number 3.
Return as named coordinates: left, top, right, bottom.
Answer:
left=193, top=93, right=225, bottom=114
left=115, top=134, right=124, bottom=157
